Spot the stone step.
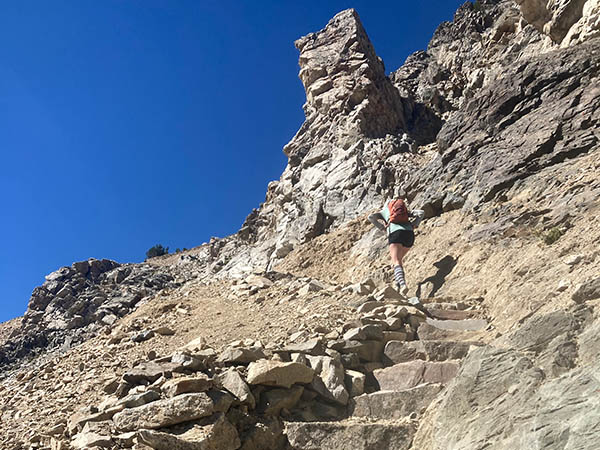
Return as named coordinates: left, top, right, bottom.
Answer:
left=425, top=309, right=479, bottom=321
left=425, top=318, right=488, bottom=331
left=373, top=360, right=460, bottom=391
left=285, top=419, right=413, bottom=450
left=416, top=322, right=487, bottom=342
left=384, top=340, right=482, bottom=364
left=350, top=384, right=443, bottom=420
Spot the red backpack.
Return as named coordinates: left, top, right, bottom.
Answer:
left=388, top=199, right=409, bottom=224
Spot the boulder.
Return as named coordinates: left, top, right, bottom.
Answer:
left=306, top=355, right=349, bottom=405
left=247, top=360, right=314, bottom=388
left=122, top=362, right=176, bottom=385
left=116, top=390, right=161, bottom=408
left=162, top=374, right=212, bottom=397
left=113, top=392, right=225, bottom=431
left=282, top=338, right=325, bottom=356
left=218, top=347, right=266, bottom=365
left=218, top=368, right=256, bottom=409
left=137, top=413, right=241, bottom=450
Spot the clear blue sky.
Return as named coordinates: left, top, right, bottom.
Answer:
left=0, top=0, right=465, bottom=322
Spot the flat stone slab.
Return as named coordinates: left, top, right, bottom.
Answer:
left=350, top=384, right=443, bottom=419
left=427, top=309, right=478, bottom=320
left=247, top=360, right=314, bottom=388
left=384, top=340, right=480, bottom=364
left=137, top=413, right=240, bottom=450
left=416, top=323, right=484, bottom=342
left=285, top=420, right=414, bottom=450
left=113, top=392, right=223, bottom=431
left=425, top=318, right=488, bottom=331
left=374, top=360, right=460, bottom=391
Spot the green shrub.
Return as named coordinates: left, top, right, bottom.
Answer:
left=473, top=0, right=483, bottom=12
left=538, top=226, right=564, bottom=245
left=146, top=244, right=169, bottom=259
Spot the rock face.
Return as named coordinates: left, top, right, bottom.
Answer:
left=213, top=8, right=428, bottom=276
left=516, top=0, right=600, bottom=45
left=408, top=36, right=600, bottom=216
left=199, top=0, right=599, bottom=278
left=413, top=307, right=600, bottom=449
left=0, top=259, right=177, bottom=370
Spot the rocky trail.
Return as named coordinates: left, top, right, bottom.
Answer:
left=31, top=284, right=492, bottom=450
left=2, top=0, right=600, bottom=448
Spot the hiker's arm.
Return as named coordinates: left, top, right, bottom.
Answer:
left=368, top=212, right=386, bottom=232
left=410, top=209, right=425, bottom=228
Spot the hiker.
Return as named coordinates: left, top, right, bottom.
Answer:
left=368, top=194, right=424, bottom=298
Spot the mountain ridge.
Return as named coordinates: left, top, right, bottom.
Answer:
left=1, top=1, right=600, bottom=449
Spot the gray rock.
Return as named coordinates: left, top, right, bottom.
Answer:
left=136, top=413, right=240, bottom=450
left=572, top=277, right=600, bottom=303
left=285, top=420, right=414, bottom=450
left=282, top=338, right=325, bottom=356
left=424, top=318, right=488, bottom=331
left=122, top=361, right=176, bottom=385
left=374, top=360, right=460, bottom=390
left=413, top=344, right=600, bottom=450
left=384, top=340, right=479, bottom=364
left=416, top=322, right=483, bottom=342
left=351, top=384, right=443, bottom=419
left=338, top=340, right=384, bottom=362
left=116, top=390, right=160, bottom=408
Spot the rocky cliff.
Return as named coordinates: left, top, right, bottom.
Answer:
left=1, top=1, right=600, bottom=449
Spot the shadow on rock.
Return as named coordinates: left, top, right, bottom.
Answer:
left=416, top=255, right=458, bottom=299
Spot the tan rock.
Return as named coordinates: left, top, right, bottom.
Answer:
left=217, top=368, right=256, bottom=409
left=137, top=413, right=240, bottom=450
left=246, top=360, right=314, bottom=388
left=162, top=374, right=212, bottom=397
left=344, top=369, right=366, bottom=397
left=113, top=393, right=216, bottom=431
left=306, top=355, right=349, bottom=405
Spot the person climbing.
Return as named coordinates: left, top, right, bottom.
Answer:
left=368, top=191, right=424, bottom=300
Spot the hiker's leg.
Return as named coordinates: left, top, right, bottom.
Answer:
left=390, top=244, right=411, bottom=289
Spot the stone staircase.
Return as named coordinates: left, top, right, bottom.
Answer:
left=284, top=295, right=489, bottom=450
left=56, top=284, right=490, bottom=450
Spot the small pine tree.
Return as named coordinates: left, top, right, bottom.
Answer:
left=175, top=248, right=181, bottom=253
left=473, top=0, right=484, bottom=12
left=146, top=244, right=169, bottom=259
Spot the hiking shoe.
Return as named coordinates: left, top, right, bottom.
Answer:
left=398, top=284, right=409, bottom=298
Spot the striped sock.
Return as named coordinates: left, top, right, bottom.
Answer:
left=394, top=265, right=406, bottom=288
